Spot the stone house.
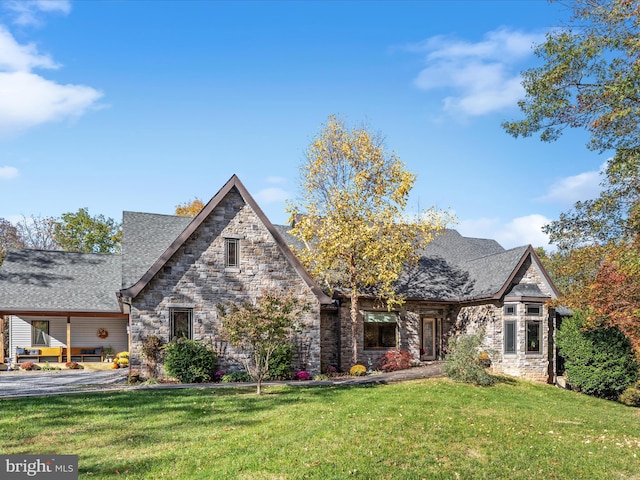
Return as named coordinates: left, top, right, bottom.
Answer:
left=0, top=175, right=562, bottom=382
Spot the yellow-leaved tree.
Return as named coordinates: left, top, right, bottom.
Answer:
left=175, top=198, right=205, bottom=217
left=287, top=115, right=452, bottom=366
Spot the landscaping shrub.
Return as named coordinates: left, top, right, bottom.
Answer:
left=619, top=381, right=640, bottom=407
left=557, top=311, right=639, bottom=400
left=294, top=370, right=312, bottom=381
left=65, top=361, right=82, bottom=370
left=267, top=342, right=294, bottom=380
left=127, top=371, right=143, bottom=385
left=163, top=339, right=216, bottom=383
left=221, top=371, right=252, bottom=383
left=325, top=365, right=337, bottom=376
left=444, top=331, right=495, bottom=386
left=377, top=348, right=413, bottom=372
left=19, top=362, right=35, bottom=371
left=141, top=335, right=164, bottom=379
left=40, top=362, right=61, bottom=371
left=349, top=364, right=367, bottom=376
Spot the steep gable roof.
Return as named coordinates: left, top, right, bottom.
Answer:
left=121, top=211, right=192, bottom=289
left=0, top=249, right=123, bottom=315
left=119, top=175, right=334, bottom=305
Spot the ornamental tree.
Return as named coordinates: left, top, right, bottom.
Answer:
left=287, top=115, right=451, bottom=365
left=217, top=291, right=309, bottom=395
left=587, top=237, right=640, bottom=356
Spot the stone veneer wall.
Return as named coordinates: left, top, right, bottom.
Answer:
left=447, top=257, right=552, bottom=383
left=128, top=188, right=322, bottom=374
left=451, top=302, right=549, bottom=382
left=334, top=298, right=448, bottom=371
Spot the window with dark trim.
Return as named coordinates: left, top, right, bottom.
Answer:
left=504, top=304, right=517, bottom=316
left=32, top=320, right=49, bottom=346
left=363, top=312, right=398, bottom=349
left=225, top=238, right=239, bottom=267
left=504, top=320, right=516, bottom=354
left=526, top=320, right=541, bottom=353
left=525, top=303, right=542, bottom=316
left=170, top=308, right=193, bottom=340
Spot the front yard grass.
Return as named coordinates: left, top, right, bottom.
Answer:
left=1, top=378, right=639, bottom=479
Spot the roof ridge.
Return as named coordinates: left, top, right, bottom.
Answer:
left=461, top=244, right=528, bottom=264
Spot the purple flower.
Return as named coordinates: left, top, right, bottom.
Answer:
left=295, top=370, right=312, bottom=381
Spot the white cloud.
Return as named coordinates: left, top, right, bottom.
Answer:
left=0, top=26, right=58, bottom=71
left=0, top=24, right=102, bottom=137
left=410, top=28, right=544, bottom=117
left=254, top=187, right=290, bottom=205
left=537, top=162, right=606, bottom=206
left=0, top=166, right=19, bottom=179
left=0, top=71, right=102, bottom=134
left=4, top=0, right=71, bottom=27
left=458, top=213, right=551, bottom=249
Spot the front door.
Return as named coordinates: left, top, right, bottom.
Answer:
left=422, top=318, right=436, bottom=360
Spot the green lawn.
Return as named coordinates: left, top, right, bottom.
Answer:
left=1, top=378, right=639, bottom=479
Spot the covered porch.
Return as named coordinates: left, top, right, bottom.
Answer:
left=6, top=311, right=129, bottom=365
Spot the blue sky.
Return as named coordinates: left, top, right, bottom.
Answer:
left=0, top=0, right=606, bottom=249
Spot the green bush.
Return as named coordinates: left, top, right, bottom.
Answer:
left=267, top=342, right=294, bottom=380
left=163, top=339, right=216, bottom=383
left=619, top=381, right=640, bottom=407
left=557, top=311, right=639, bottom=400
left=221, top=371, right=252, bottom=383
left=444, top=331, right=495, bottom=386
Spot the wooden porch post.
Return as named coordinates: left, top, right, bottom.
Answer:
left=66, top=316, right=71, bottom=363
left=0, top=315, right=5, bottom=363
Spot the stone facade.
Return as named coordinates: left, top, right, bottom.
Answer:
left=127, top=189, right=322, bottom=374
left=329, top=255, right=554, bottom=383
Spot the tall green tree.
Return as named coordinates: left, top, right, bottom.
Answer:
left=503, top=0, right=640, bottom=246
left=53, top=208, right=121, bottom=253
left=505, top=0, right=640, bottom=360
left=287, top=115, right=451, bottom=366
left=217, top=291, right=308, bottom=395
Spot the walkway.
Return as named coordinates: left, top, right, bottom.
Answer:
left=0, top=363, right=444, bottom=399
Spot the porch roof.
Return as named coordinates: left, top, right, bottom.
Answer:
left=0, top=249, right=123, bottom=315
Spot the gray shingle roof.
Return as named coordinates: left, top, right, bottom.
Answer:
left=0, top=249, right=122, bottom=312
left=277, top=227, right=533, bottom=302
left=121, top=211, right=192, bottom=289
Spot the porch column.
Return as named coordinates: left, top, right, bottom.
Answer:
left=66, top=316, right=71, bottom=363
left=0, top=316, right=5, bottom=362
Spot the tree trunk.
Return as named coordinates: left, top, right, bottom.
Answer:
left=256, top=379, right=262, bottom=395
left=350, top=288, right=359, bottom=366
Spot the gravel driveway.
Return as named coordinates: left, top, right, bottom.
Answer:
left=0, top=370, right=128, bottom=398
